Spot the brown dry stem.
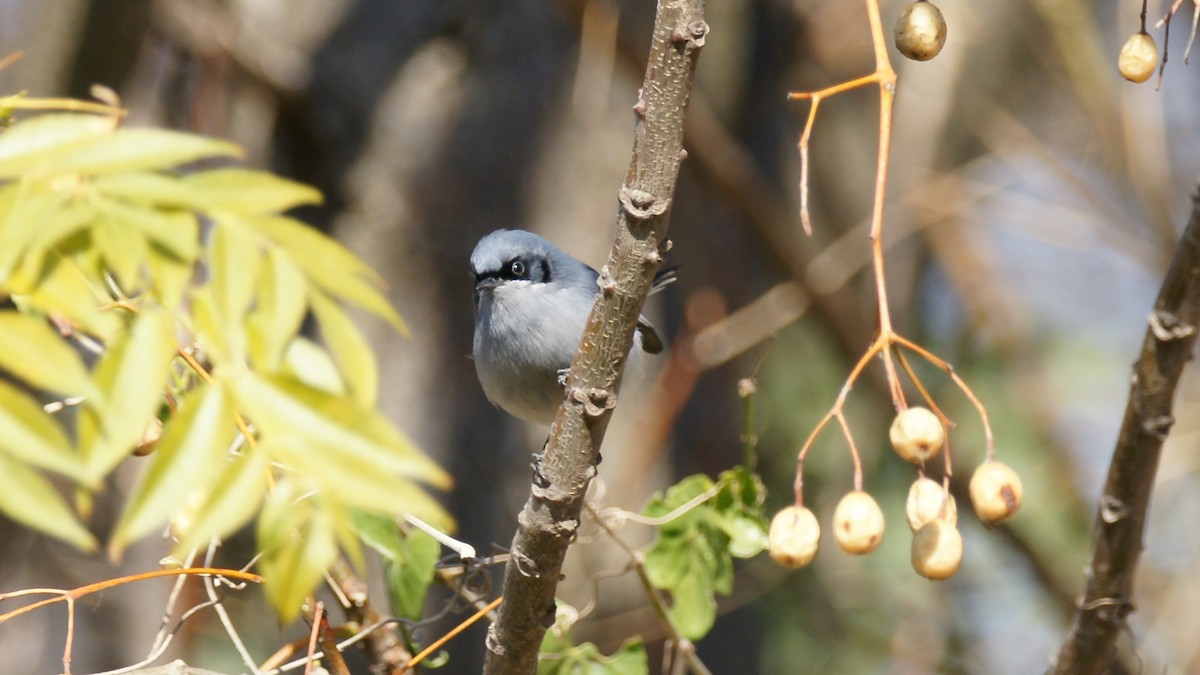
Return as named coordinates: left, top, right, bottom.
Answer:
left=1049, top=185, right=1200, bottom=673
left=481, top=1, right=706, bottom=673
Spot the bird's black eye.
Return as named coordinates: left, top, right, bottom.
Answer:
left=505, top=259, right=527, bottom=279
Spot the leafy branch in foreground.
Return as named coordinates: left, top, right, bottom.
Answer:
left=0, top=104, right=450, bottom=619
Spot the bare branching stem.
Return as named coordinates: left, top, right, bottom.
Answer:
left=787, top=0, right=1001, bottom=503
left=1049, top=185, right=1200, bottom=674
left=482, top=2, right=706, bottom=673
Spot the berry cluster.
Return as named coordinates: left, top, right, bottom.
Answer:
left=769, top=407, right=1023, bottom=580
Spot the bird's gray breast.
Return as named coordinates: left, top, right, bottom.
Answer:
left=473, top=282, right=594, bottom=423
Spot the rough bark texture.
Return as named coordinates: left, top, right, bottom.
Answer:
left=1049, top=183, right=1200, bottom=674
left=481, top=2, right=707, bottom=673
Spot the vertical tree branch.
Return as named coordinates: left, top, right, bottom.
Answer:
left=482, top=2, right=707, bottom=673
left=1050, top=183, right=1200, bottom=674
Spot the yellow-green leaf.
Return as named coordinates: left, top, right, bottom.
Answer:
left=282, top=336, right=346, bottom=395
left=233, top=373, right=449, bottom=490
left=208, top=219, right=262, bottom=353
left=0, top=380, right=85, bottom=481
left=83, top=308, right=175, bottom=479
left=97, top=198, right=198, bottom=262
left=244, top=215, right=406, bottom=333
left=92, top=172, right=211, bottom=211
left=282, top=438, right=449, bottom=526
left=258, top=483, right=337, bottom=621
left=173, top=442, right=269, bottom=556
left=11, top=197, right=97, bottom=284
left=92, top=215, right=147, bottom=292
left=0, top=311, right=100, bottom=399
left=109, top=382, right=237, bottom=556
left=14, top=252, right=123, bottom=342
left=310, top=290, right=378, bottom=408
left=0, top=113, right=115, bottom=177
left=0, top=184, right=73, bottom=281
left=48, top=128, right=242, bottom=175
left=247, top=249, right=307, bottom=372
left=187, top=285, right=229, bottom=365
left=181, top=169, right=322, bottom=214
left=146, top=243, right=193, bottom=310
left=0, top=452, right=97, bottom=550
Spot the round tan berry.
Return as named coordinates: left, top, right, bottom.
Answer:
left=832, top=491, right=885, bottom=555
left=768, top=505, right=821, bottom=568
left=911, top=518, right=963, bottom=579
left=890, top=407, right=945, bottom=464
left=894, top=1, right=947, bottom=62
left=1118, top=32, right=1158, bottom=83
left=906, top=477, right=957, bottom=532
left=969, top=461, right=1023, bottom=525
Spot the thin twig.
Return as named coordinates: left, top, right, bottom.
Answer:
left=203, top=540, right=259, bottom=674
left=303, top=603, right=323, bottom=675
left=399, top=596, right=503, bottom=674
left=587, top=504, right=714, bottom=675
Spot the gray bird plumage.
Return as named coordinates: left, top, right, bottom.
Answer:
left=471, top=229, right=666, bottom=424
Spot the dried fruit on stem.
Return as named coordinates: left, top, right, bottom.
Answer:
left=894, top=1, right=947, bottom=62
left=906, top=477, right=957, bottom=532
left=1118, top=31, right=1159, bottom=83
left=911, top=518, right=963, bottom=579
left=969, top=461, right=1023, bottom=525
left=768, top=505, right=821, bottom=568
left=890, top=406, right=944, bottom=464
left=833, top=490, right=885, bottom=554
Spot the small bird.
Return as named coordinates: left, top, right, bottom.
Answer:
left=471, top=229, right=669, bottom=424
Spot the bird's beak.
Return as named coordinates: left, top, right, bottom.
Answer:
left=475, top=276, right=501, bottom=292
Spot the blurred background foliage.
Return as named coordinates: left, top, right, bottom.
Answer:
left=0, top=0, right=1198, bottom=673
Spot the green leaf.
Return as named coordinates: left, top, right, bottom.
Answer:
left=0, top=452, right=97, bottom=550
left=310, top=290, right=378, bottom=407
left=246, top=249, right=307, bottom=372
left=0, top=311, right=100, bottom=399
left=386, top=529, right=439, bottom=620
left=243, top=215, right=406, bottom=333
left=258, top=482, right=338, bottom=621
left=644, top=474, right=716, bottom=532
left=83, top=308, right=175, bottom=479
left=109, top=382, right=237, bottom=556
left=666, top=573, right=718, bottom=641
left=0, top=380, right=85, bottom=481
left=539, top=608, right=648, bottom=675
left=181, top=169, right=322, bottom=214
left=48, top=128, right=242, bottom=175
left=172, top=442, right=269, bottom=556
left=350, top=510, right=407, bottom=559
left=0, top=113, right=115, bottom=177
left=640, top=469, right=767, bottom=641
left=724, top=513, right=769, bottom=559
